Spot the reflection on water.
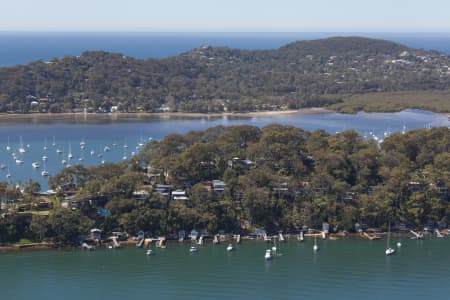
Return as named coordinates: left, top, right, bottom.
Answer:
left=1, top=238, right=450, bottom=300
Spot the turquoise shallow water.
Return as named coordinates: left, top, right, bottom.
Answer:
left=1, top=237, right=449, bottom=299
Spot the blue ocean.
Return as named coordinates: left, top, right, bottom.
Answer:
left=0, top=32, right=449, bottom=67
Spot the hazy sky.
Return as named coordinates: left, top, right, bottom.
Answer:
left=1, top=0, right=449, bottom=32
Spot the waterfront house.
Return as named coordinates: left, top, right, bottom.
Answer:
left=154, top=184, right=172, bottom=197
left=147, top=165, right=163, bottom=182
left=189, top=229, right=199, bottom=240
left=212, top=180, right=226, bottom=193
left=137, top=231, right=145, bottom=240
left=227, top=157, right=255, bottom=170
left=132, top=189, right=150, bottom=200
left=112, top=231, right=127, bottom=241
left=322, top=222, right=330, bottom=234
left=273, top=182, right=289, bottom=193
left=171, top=189, right=188, bottom=201
left=90, top=228, right=102, bottom=241
left=252, top=228, right=267, bottom=239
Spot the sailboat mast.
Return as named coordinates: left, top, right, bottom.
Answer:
left=387, top=222, right=391, bottom=248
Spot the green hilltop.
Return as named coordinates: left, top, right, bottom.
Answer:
left=0, top=36, right=449, bottom=114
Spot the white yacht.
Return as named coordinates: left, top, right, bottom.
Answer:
left=385, top=248, right=395, bottom=255
left=15, top=159, right=24, bottom=165
left=226, top=243, right=234, bottom=251
left=264, top=249, right=273, bottom=260
left=42, top=156, right=48, bottom=161
left=32, top=162, right=40, bottom=169
left=189, top=246, right=198, bottom=252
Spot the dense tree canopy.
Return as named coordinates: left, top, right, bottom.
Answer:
left=0, top=37, right=449, bottom=114
left=1, top=125, right=449, bottom=244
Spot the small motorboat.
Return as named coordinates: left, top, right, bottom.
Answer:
left=32, top=162, right=40, bottom=169
left=189, top=246, right=198, bottom=252
left=226, top=243, right=234, bottom=251
left=385, top=247, right=395, bottom=256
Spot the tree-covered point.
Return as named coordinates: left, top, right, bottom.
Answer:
left=1, top=125, right=449, bottom=244
left=0, top=37, right=449, bottom=114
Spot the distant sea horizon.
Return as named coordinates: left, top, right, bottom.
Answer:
left=0, top=32, right=449, bottom=67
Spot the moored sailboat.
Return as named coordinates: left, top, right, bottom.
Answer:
left=41, top=161, right=49, bottom=177
left=264, top=249, right=273, bottom=260
left=313, top=233, right=319, bottom=251
left=18, top=136, right=26, bottom=154
left=385, top=223, right=395, bottom=256
left=297, top=231, right=304, bottom=242
left=6, top=136, right=11, bottom=151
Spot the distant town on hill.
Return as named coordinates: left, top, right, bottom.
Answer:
left=0, top=36, right=449, bottom=114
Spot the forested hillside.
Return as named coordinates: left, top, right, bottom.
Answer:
left=0, top=37, right=449, bottom=114
left=1, top=125, right=449, bottom=243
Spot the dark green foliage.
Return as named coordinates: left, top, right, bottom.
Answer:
left=0, top=37, right=449, bottom=114
left=1, top=125, right=450, bottom=244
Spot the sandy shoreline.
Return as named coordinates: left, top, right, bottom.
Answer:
left=0, top=107, right=333, bottom=121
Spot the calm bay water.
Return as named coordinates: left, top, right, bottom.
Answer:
left=1, top=237, right=449, bottom=299
left=0, top=109, right=448, bottom=190
left=1, top=33, right=449, bottom=299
